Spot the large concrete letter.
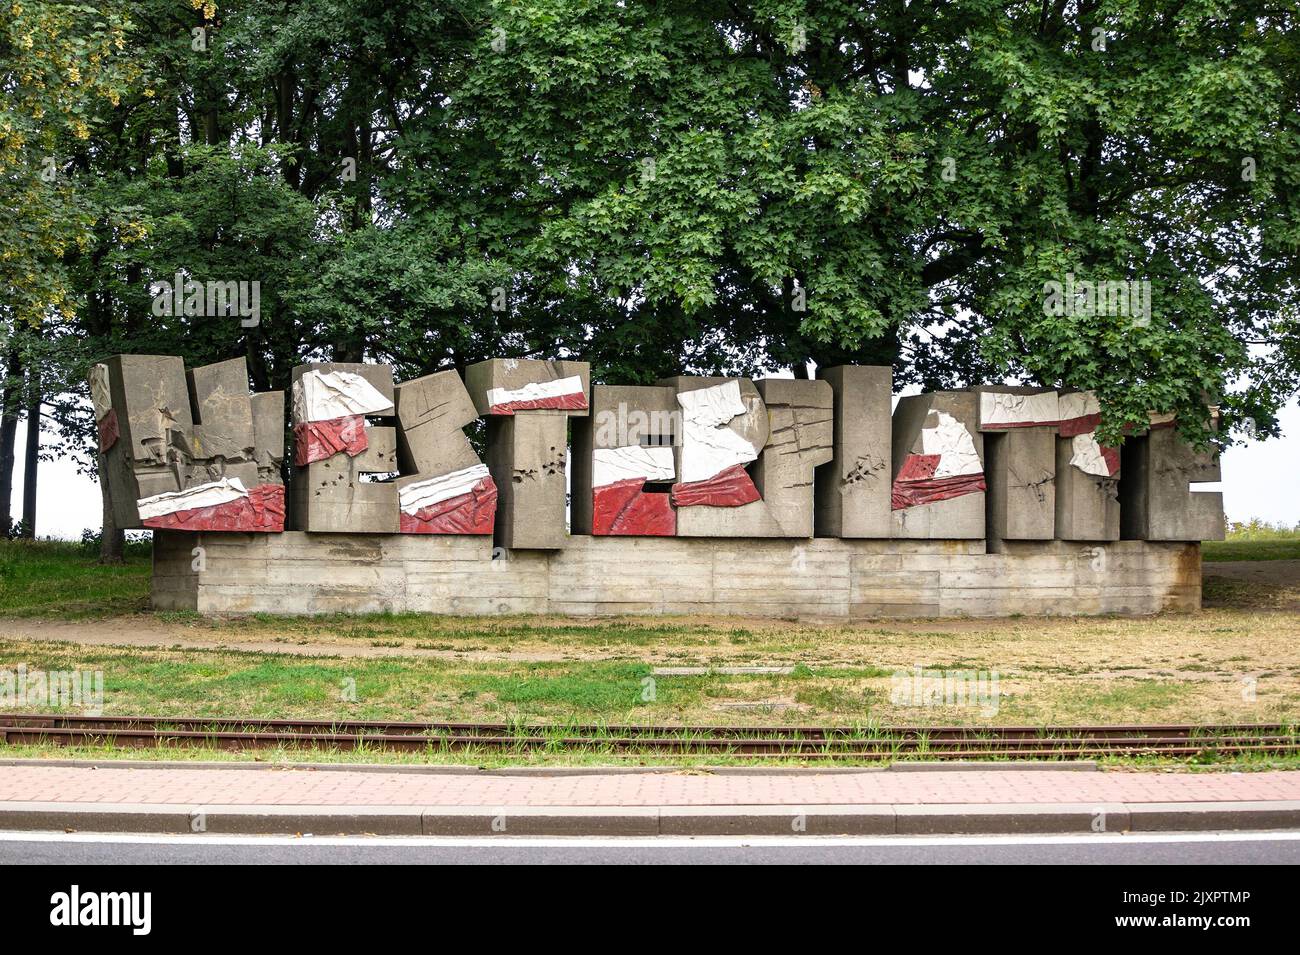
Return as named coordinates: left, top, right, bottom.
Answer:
left=890, top=391, right=985, bottom=539
left=289, top=363, right=398, bottom=533
left=572, top=384, right=677, bottom=536
left=92, top=355, right=285, bottom=532
left=465, top=358, right=590, bottom=549
left=1120, top=417, right=1225, bottom=541
left=392, top=370, right=496, bottom=535
left=814, top=366, right=892, bottom=538
left=975, top=387, right=1057, bottom=543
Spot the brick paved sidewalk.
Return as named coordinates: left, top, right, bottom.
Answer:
left=2, top=763, right=1299, bottom=808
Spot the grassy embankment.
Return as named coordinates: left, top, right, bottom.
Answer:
left=0, top=530, right=1295, bottom=767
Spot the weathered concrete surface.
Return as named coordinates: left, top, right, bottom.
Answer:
left=572, top=384, right=678, bottom=536
left=984, top=428, right=1056, bottom=544
left=153, top=532, right=1201, bottom=618
left=657, top=376, right=782, bottom=537
left=486, top=415, right=569, bottom=549
left=185, top=358, right=257, bottom=468
left=752, top=379, right=833, bottom=538
left=469, top=359, right=589, bottom=549
left=890, top=392, right=985, bottom=539
left=464, top=358, right=591, bottom=417
left=1055, top=436, right=1120, bottom=541
left=96, top=355, right=284, bottom=528
left=249, top=391, right=285, bottom=485
left=97, top=355, right=194, bottom=528
left=289, top=426, right=400, bottom=533
left=1121, top=428, right=1226, bottom=542
left=815, top=365, right=892, bottom=539
left=393, top=370, right=481, bottom=477
left=289, top=363, right=399, bottom=533
left=390, top=370, right=494, bottom=535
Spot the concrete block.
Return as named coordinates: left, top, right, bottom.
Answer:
left=153, top=531, right=1203, bottom=617
left=185, top=358, right=256, bottom=464
left=890, top=391, right=985, bottom=539
left=1120, top=426, right=1225, bottom=541
left=289, top=363, right=394, bottom=469
left=486, top=414, right=569, bottom=549
left=349, top=425, right=398, bottom=473
left=573, top=384, right=678, bottom=536
left=97, top=355, right=192, bottom=527
left=0, top=801, right=194, bottom=834
left=249, top=391, right=285, bottom=485
left=657, top=376, right=783, bottom=537
left=1126, top=800, right=1300, bottom=832
left=290, top=446, right=399, bottom=534
left=464, top=358, right=590, bottom=417
left=104, top=354, right=194, bottom=464
left=390, top=372, right=496, bottom=536
left=1055, top=436, right=1119, bottom=540
left=753, top=378, right=833, bottom=537
left=288, top=363, right=400, bottom=533
left=95, top=355, right=285, bottom=530
left=465, top=359, right=589, bottom=548
left=984, top=427, right=1055, bottom=543
left=673, top=497, right=784, bottom=537
left=815, top=365, right=892, bottom=538
left=393, top=370, right=480, bottom=476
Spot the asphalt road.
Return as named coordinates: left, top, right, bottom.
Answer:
left=3, top=830, right=1299, bottom=864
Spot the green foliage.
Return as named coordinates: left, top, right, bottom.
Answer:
left=1203, top=521, right=1300, bottom=561
left=0, top=537, right=150, bottom=616
left=1203, top=538, right=1300, bottom=562
left=4, top=0, right=1298, bottom=465
left=0, top=0, right=141, bottom=326
left=1226, top=518, right=1300, bottom=541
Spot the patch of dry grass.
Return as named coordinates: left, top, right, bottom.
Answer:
left=2, top=605, right=1297, bottom=729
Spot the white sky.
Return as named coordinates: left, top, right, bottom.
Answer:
left=11, top=399, right=1299, bottom=539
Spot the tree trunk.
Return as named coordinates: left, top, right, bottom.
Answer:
left=98, top=450, right=124, bottom=562
left=19, top=369, right=39, bottom=538
left=0, top=349, right=19, bottom=534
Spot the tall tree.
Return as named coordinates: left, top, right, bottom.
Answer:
left=8, top=0, right=1300, bottom=542
left=0, top=0, right=141, bottom=539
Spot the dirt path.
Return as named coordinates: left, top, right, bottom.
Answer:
left=1203, top=559, right=1300, bottom=587
left=1202, top=559, right=1300, bottom=610
left=2, top=561, right=1296, bottom=664
left=0, top=618, right=564, bottom=662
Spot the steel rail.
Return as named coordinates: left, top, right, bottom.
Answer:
left=1, top=714, right=1296, bottom=760
left=2, top=713, right=1293, bottom=739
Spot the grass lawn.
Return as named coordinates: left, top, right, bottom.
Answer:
left=1203, top=539, right=1300, bottom=561
left=0, top=539, right=150, bottom=618
left=2, top=611, right=1297, bottom=728
left=1204, top=521, right=1300, bottom=561
left=0, top=535, right=1297, bottom=768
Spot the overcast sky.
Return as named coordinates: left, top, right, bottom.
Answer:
left=11, top=398, right=1298, bottom=540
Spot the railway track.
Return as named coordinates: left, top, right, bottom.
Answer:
left=2, top=713, right=1297, bottom=760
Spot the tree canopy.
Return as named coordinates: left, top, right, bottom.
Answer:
left=3, top=0, right=1298, bottom=498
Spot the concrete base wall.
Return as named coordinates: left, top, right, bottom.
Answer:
left=153, top=532, right=1201, bottom=619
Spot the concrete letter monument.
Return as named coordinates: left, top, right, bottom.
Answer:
left=94, top=356, right=1222, bottom=617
